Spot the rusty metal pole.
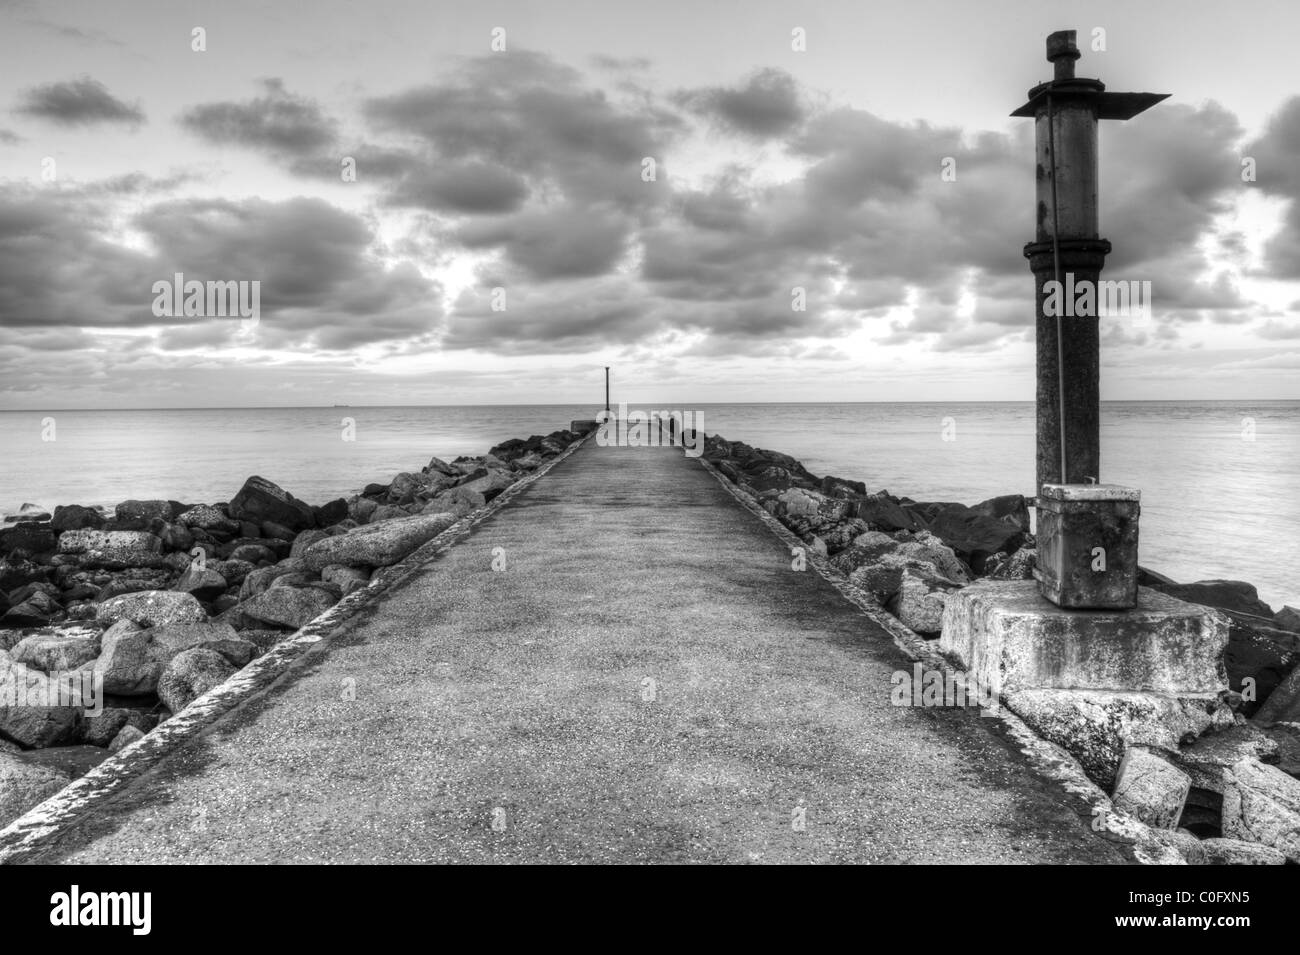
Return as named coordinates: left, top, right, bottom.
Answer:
left=1012, top=31, right=1167, bottom=492
left=604, top=366, right=610, bottom=419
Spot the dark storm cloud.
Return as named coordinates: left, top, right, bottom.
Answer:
left=677, top=68, right=807, bottom=137
left=180, top=79, right=337, bottom=157
left=15, top=76, right=144, bottom=127
left=457, top=204, right=633, bottom=280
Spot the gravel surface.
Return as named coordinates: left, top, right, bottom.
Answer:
left=32, top=442, right=1125, bottom=864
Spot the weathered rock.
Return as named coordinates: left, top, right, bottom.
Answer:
left=230, top=542, right=277, bottom=564
left=1258, top=722, right=1300, bottom=778
left=456, top=468, right=516, bottom=502
left=177, top=504, right=240, bottom=534
left=0, top=522, right=58, bottom=556
left=301, top=512, right=457, bottom=571
left=1199, top=837, right=1287, bottom=865
left=1, top=596, right=55, bottom=627
left=96, top=590, right=206, bottom=628
left=1220, top=758, right=1300, bottom=862
left=370, top=504, right=411, bottom=523
left=887, top=567, right=964, bottom=636
left=156, top=522, right=194, bottom=553
left=81, top=707, right=136, bottom=747
left=172, top=563, right=228, bottom=602
left=228, top=476, right=316, bottom=532
left=108, top=724, right=145, bottom=752
left=0, top=751, right=72, bottom=826
left=1256, top=662, right=1300, bottom=724
left=1112, top=746, right=1191, bottom=828
left=313, top=498, right=348, bottom=527
left=10, top=626, right=100, bottom=672
left=851, top=494, right=923, bottom=533
left=0, top=558, right=52, bottom=593
left=0, top=652, right=82, bottom=747
left=1275, top=606, right=1300, bottom=634
left=145, top=621, right=252, bottom=667
left=114, top=499, right=174, bottom=528
left=290, top=529, right=329, bottom=557
left=983, top=547, right=1037, bottom=580
left=349, top=498, right=379, bottom=524
left=1227, top=620, right=1300, bottom=717
left=971, top=494, right=1032, bottom=533
left=90, top=619, right=161, bottom=695
left=920, top=503, right=1026, bottom=572
left=238, top=560, right=308, bottom=600
left=1150, top=580, right=1275, bottom=619
left=157, top=648, right=236, bottom=713
left=424, top=455, right=458, bottom=476
left=434, top=485, right=485, bottom=510
left=239, top=629, right=287, bottom=653
left=1004, top=688, right=1234, bottom=790
left=58, top=529, right=164, bottom=569
left=260, top=520, right=297, bottom=543
left=50, top=505, right=105, bottom=532
left=210, top=558, right=255, bottom=588
left=236, top=586, right=337, bottom=631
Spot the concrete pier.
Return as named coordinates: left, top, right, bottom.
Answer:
left=11, top=442, right=1122, bottom=864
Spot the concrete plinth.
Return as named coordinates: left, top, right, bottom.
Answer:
left=570, top=420, right=598, bottom=435
left=940, top=581, right=1228, bottom=696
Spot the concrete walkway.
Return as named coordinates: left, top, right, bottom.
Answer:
left=30, top=442, right=1123, bottom=863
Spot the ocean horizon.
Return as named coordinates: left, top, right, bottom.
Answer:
left=2, top=399, right=1296, bottom=608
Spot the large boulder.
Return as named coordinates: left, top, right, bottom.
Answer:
left=157, top=648, right=236, bottom=714
left=176, top=504, right=240, bottom=535
left=172, top=563, right=229, bottom=602
left=983, top=547, right=1037, bottom=581
left=228, top=476, right=316, bottom=532
left=1257, top=664, right=1300, bottom=725
left=887, top=566, right=965, bottom=636
left=57, top=529, right=164, bottom=569
left=919, top=503, right=1026, bottom=572
left=455, top=468, right=517, bottom=502
left=235, top=586, right=338, bottom=631
left=970, top=494, right=1032, bottom=533
left=0, top=651, right=82, bottom=747
left=1, top=592, right=58, bottom=627
left=238, top=560, right=309, bottom=600
left=90, top=620, right=160, bottom=695
left=1150, top=580, right=1275, bottom=619
left=95, top=590, right=207, bottom=628
left=851, top=494, right=923, bottom=533
left=10, top=626, right=101, bottom=673
left=300, top=512, right=458, bottom=571
left=1220, top=758, right=1300, bottom=862
left=1111, top=745, right=1191, bottom=829
left=0, top=522, right=58, bottom=557
left=0, top=751, right=73, bottom=826
left=113, top=500, right=174, bottom=529
left=145, top=621, right=254, bottom=667
left=0, top=558, right=52, bottom=593
left=1226, top=622, right=1300, bottom=717
left=50, top=505, right=105, bottom=532
left=1275, top=606, right=1300, bottom=634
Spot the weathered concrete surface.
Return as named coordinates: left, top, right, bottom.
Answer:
left=941, top=581, right=1228, bottom=695
left=20, top=443, right=1123, bottom=864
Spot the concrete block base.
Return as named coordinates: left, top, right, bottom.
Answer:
left=939, top=581, right=1228, bottom=696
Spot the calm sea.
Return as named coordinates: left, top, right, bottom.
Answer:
left=1, top=401, right=1296, bottom=608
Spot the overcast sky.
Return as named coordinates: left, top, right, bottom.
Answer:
left=0, top=0, right=1297, bottom=408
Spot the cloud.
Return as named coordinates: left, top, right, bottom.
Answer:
left=180, top=79, right=337, bottom=157
left=14, top=76, right=144, bottom=127
left=0, top=128, right=21, bottom=145
left=677, top=68, right=807, bottom=138
left=0, top=188, right=439, bottom=350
